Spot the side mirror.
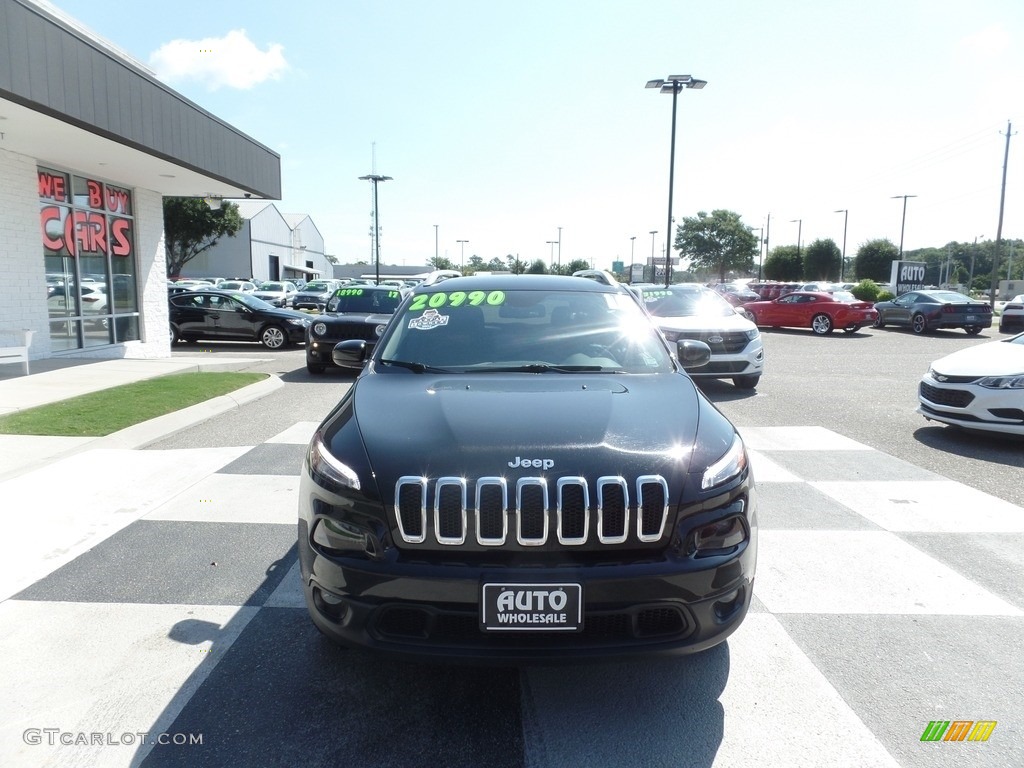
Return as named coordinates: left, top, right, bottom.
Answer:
left=676, top=339, right=711, bottom=370
left=333, top=340, right=369, bottom=368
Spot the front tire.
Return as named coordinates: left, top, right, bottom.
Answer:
left=811, top=314, right=834, bottom=335
left=733, top=375, right=760, bottom=389
left=911, top=314, right=929, bottom=335
left=873, top=314, right=885, bottom=328
left=170, top=325, right=180, bottom=344
left=843, top=325, right=861, bottom=334
left=260, top=325, right=288, bottom=349
left=306, top=362, right=325, bottom=374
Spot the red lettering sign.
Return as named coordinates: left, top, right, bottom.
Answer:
left=41, top=206, right=65, bottom=251
left=111, top=218, right=132, bottom=257
left=87, top=179, right=103, bottom=209
left=69, top=210, right=107, bottom=255
left=38, top=172, right=67, bottom=203
left=105, top=187, right=131, bottom=215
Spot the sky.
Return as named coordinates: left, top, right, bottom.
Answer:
left=47, top=0, right=1024, bottom=273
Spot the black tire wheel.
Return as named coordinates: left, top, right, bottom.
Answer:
left=811, top=314, right=834, bottom=335
left=843, top=325, right=861, bottom=334
left=170, top=325, right=179, bottom=344
left=911, top=314, right=929, bottom=335
left=733, top=375, right=760, bottom=389
left=873, top=314, right=885, bottom=328
left=260, top=325, right=288, bottom=349
left=965, top=325, right=983, bottom=335
left=306, top=363, right=325, bottom=374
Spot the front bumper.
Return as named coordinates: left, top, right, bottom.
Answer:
left=299, top=484, right=757, bottom=662
left=918, top=378, right=1024, bottom=436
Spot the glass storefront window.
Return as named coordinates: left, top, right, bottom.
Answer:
left=39, top=167, right=140, bottom=349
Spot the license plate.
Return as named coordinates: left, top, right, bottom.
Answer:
left=965, top=315, right=976, bottom=321
left=481, top=583, right=582, bottom=631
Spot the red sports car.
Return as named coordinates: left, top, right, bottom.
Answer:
left=744, top=291, right=878, bottom=335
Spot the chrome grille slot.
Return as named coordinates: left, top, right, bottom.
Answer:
left=557, top=477, right=589, bottom=545
left=435, top=477, right=467, bottom=545
left=516, top=478, right=549, bottom=546
left=637, top=476, right=669, bottom=542
left=597, top=477, right=629, bottom=544
left=392, top=474, right=670, bottom=547
left=475, top=477, right=508, bottom=546
left=395, top=477, right=427, bottom=544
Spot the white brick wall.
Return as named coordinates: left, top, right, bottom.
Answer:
left=0, top=148, right=49, bottom=359
left=0, top=148, right=171, bottom=361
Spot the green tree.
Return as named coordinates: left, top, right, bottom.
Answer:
left=505, top=254, right=528, bottom=274
left=803, top=239, right=841, bottom=280
left=563, top=258, right=591, bottom=275
left=428, top=255, right=455, bottom=271
left=527, top=259, right=547, bottom=274
left=163, top=198, right=244, bottom=277
left=854, top=239, right=899, bottom=282
left=763, top=245, right=802, bottom=280
left=675, top=210, right=758, bottom=282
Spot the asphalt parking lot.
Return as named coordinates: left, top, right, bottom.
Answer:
left=1, top=325, right=1020, bottom=768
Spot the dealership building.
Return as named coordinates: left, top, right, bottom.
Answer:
left=0, top=0, right=281, bottom=363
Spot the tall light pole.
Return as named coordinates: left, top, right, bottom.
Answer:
left=891, top=194, right=917, bottom=258
left=629, top=236, right=636, bottom=283
left=762, top=213, right=770, bottom=281
left=649, top=230, right=658, bottom=283
left=434, top=224, right=439, bottom=264
left=646, top=74, right=707, bottom=288
left=557, top=226, right=562, bottom=273
left=753, top=227, right=763, bottom=281
left=359, top=173, right=392, bottom=285
left=834, top=209, right=848, bottom=281
left=790, top=219, right=802, bottom=261
left=456, top=239, right=469, bottom=273
left=968, top=234, right=984, bottom=290
left=546, top=240, right=558, bottom=273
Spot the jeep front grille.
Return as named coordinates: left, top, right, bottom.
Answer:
left=394, top=475, right=670, bottom=546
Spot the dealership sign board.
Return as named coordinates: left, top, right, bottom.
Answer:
left=890, top=260, right=926, bottom=296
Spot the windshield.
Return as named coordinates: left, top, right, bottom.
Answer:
left=258, top=282, right=289, bottom=291
left=832, top=291, right=857, bottom=302
left=377, top=287, right=672, bottom=373
left=327, top=288, right=403, bottom=314
left=638, top=286, right=736, bottom=318
left=302, top=281, right=332, bottom=291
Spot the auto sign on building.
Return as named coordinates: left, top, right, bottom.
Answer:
left=891, top=261, right=927, bottom=296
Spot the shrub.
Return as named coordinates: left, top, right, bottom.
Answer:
left=850, top=279, right=880, bottom=302
left=876, top=290, right=895, bottom=302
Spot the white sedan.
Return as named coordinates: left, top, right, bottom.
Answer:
left=917, top=333, right=1024, bottom=436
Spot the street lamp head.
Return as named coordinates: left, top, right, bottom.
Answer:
left=359, top=174, right=392, bottom=182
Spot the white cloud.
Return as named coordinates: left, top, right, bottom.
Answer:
left=957, top=24, right=1010, bottom=60
left=149, top=29, right=287, bottom=90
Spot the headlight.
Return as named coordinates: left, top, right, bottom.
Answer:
left=313, top=322, right=328, bottom=335
left=744, top=328, right=760, bottom=341
left=702, top=434, right=748, bottom=490
left=308, top=432, right=361, bottom=490
left=977, top=374, right=1024, bottom=389
left=288, top=317, right=311, bottom=326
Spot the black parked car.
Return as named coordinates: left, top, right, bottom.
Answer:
left=169, top=290, right=311, bottom=348
left=305, top=286, right=403, bottom=373
left=298, top=274, right=756, bottom=661
left=872, top=290, right=992, bottom=335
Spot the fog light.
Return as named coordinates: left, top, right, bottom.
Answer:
left=713, top=586, right=744, bottom=621
left=313, top=587, right=348, bottom=622
left=693, top=516, right=746, bottom=555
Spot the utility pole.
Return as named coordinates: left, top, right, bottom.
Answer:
left=989, top=120, right=1014, bottom=308
left=762, top=213, right=770, bottom=281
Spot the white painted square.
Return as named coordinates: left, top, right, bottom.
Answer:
left=739, top=426, right=872, bottom=452
left=265, top=422, right=320, bottom=445
left=755, top=530, right=1022, bottom=615
left=748, top=449, right=801, bottom=482
left=0, top=600, right=258, bottom=768
left=0, top=447, right=251, bottom=601
left=144, top=473, right=299, bottom=525
left=812, top=480, right=1024, bottom=533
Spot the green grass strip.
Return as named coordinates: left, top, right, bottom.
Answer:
left=0, top=372, right=267, bottom=437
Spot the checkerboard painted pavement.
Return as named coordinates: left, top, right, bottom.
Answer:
left=0, top=424, right=1020, bottom=767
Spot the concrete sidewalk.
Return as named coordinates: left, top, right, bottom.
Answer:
left=0, top=356, right=282, bottom=481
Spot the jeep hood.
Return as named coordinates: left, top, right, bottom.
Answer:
left=351, top=373, right=702, bottom=489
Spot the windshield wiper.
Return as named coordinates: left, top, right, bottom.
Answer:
left=476, top=364, right=613, bottom=373
left=379, top=358, right=453, bottom=373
